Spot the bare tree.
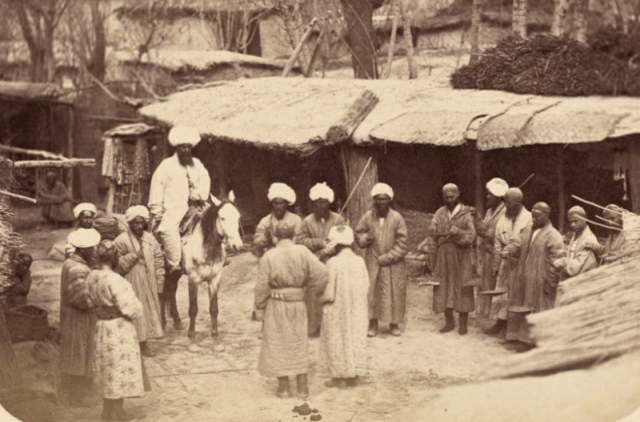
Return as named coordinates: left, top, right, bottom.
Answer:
left=571, top=0, right=588, bottom=43
left=512, top=0, right=527, bottom=38
left=469, top=0, right=483, bottom=64
left=551, top=0, right=569, bottom=36
left=399, top=0, right=417, bottom=78
left=7, top=0, right=70, bottom=82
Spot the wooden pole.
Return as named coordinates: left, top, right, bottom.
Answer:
left=13, top=159, right=95, bottom=168
left=399, top=0, right=418, bottom=79
left=305, top=23, right=326, bottom=78
left=0, top=144, right=67, bottom=160
left=106, top=182, right=115, bottom=214
left=66, top=106, right=75, bottom=196
left=382, top=0, right=400, bottom=79
left=343, top=145, right=378, bottom=227
left=282, top=17, right=319, bottom=77
left=474, top=147, right=484, bottom=217
left=629, top=142, right=640, bottom=214
left=216, top=142, right=229, bottom=198
left=557, top=146, right=566, bottom=232
left=0, top=190, right=37, bottom=204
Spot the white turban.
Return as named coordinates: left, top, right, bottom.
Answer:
left=73, top=203, right=97, bottom=219
left=168, top=125, right=201, bottom=147
left=125, top=205, right=150, bottom=222
left=568, top=205, right=586, bottom=217
left=486, top=178, right=509, bottom=197
left=443, top=183, right=460, bottom=194
left=268, top=183, right=296, bottom=205
left=328, top=225, right=354, bottom=246
left=371, top=183, right=394, bottom=200
left=309, top=182, right=334, bottom=203
left=68, top=228, right=101, bottom=249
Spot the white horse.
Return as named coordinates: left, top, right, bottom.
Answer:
left=166, top=192, right=243, bottom=352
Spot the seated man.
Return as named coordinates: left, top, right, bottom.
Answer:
left=36, top=171, right=75, bottom=226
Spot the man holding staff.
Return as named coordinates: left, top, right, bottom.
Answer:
left=587, top=204, right=627, bottom=264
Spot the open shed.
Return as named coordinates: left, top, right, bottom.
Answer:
left=138, top=77, right=640, bottom=233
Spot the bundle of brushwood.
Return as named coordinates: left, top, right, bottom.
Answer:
left=0, top=159, right=24, bottom=299
left=451, top=30, right=640, bottom=96
left=485, top=207, right=640, bottom=379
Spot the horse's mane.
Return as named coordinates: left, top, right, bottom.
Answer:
left=200, top=201, right=226, bottom=264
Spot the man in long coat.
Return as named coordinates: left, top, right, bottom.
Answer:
left=553, top=206, right=598, bottom=281
left=254, top=221, right=328, bottom=400
left=148, top=126, right=211, bottom=275
left=254, top=183, right=302, bottom=255
left=475, top=178, right=508, bottom=318
left=355, top=183, right=408, bottom=338
left=587, top=204, right=627, bottom=264
left=297, top=182, right=345, bottom=337
left=506, top=202, right=565, bottom=344
left=488, top=187, right=532, bottom=336
left=60, top=228, right=100, bottom=406
left=115, top=206, right=165, bottom=357
left=427, top=183, right=476, bottom=335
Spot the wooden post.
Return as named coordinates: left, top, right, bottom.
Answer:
left=215, top=142, right=229, bottom=198
left=628, top=142, right=640, bottom=214
left=305, top=23, right=326, bottom=78
left=399, top=0, right=418, bottom=79
left=382, top=0, right=400, bottom=79
left=557, top=146, right=566, bottom=232
left=282, top=17, right=319, bottom=77
left=474, top=147, right=484, bottom=217
left=343, top=145, right=378, bottom=227
left=66, top=106, right=75, bottom=195
left=106, top=182, right=115, bottom=214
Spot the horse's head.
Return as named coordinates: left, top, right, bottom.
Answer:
left=210, top=192, right=243, bottom=252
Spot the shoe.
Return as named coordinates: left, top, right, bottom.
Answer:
left=439, top=309, right=455, bottom=333
left=484, top=319, right=506, bottom=336
left=367, top=319, right=378, bottom=338
left=276, top=389, right=292, bottom=399
left=140, top=342, right=156, bottom=358
left=296, top=374, right=309, bottom=399
left=107, top=399, right=135, bottom=421
left=276, top=377, right=291, bottom=399
left=389, top=324, right=401, bottom=336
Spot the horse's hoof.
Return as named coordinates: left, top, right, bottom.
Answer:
left=188, top=343, right=201, bottom=353
left=173, top=320, right=184, bottom=331
left=213, top=343, right=225, bottom=352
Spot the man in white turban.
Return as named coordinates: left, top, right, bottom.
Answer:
left=298, top=182, right=345, bottom=336
left=60, top=228, right=100, bottom=406
left=114, top=205, right=165, bottom=356
left=475, top=178, right=508, bottom=318
left=355, top=183, right=408, bottom=337
left=148, top=125, right=211, bottom=275
left=65, top=203, right=99, bottom=258
left=253, top=183, right=302, bottom=255
left=552, top=205, right=598, bottom=281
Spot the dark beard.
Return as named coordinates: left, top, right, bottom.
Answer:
left=178, top=154, right=194, bottom=167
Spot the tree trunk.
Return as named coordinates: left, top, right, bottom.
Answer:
left=469, top=0, right=483, bottom=64
left=613, top=0, right=629, bottom=33
left=512, top=0, right=528, bottom=38
left=382, top=0, right=400, bottom=79
left=572, top=0, right=588, bottom=43
left=399, top=0, right=418, bottom=79
left=340, top=0, right=379, bottom=79
left=90, top=0, right=106, bottom=82
left=551, top=0, right=569, bottom=36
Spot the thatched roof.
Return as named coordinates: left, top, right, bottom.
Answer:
left=116, top=49, right=288, bottom=73
left=137, top=77, right=640, bottom=155
left=114, top=0, right=272, bottom=21
left=0, top=81, right=73, bottom=104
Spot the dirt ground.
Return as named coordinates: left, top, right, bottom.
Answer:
left=13, top=224, right=522, bottom=422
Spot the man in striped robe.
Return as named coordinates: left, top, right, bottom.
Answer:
left=587, top=204, right=627, bottom=265
left=60, top=228, right=100, bottom=406
left=355, top=183, right=408, bottom=338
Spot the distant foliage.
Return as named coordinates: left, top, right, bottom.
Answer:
left=451, top=32, right=640, bottom=96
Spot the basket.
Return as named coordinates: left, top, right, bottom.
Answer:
left=5, top=305, right=48, bottom=343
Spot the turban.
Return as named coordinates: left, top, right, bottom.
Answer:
left=567, top=205, right=586, bottom=218
left=73, top=203, right=97, bottom=219
left=125, top=205, right=150, bottom=222
left=274, top=221, right=296, bottom=240
left=46, top=170, right=57, bottom=178
left=268, top=183, right=296, bottom=205
left=328, top=225, right=354, bottom=246
left=486, top=178, right=509, bottom=197
left=68, top=228, right=101, bottom=249
left=442, top=183, right=459, bottom=194
left=532, top=202, right=551, bottom=215
left=309, top=182, right=334, bottom=203
left=504, top=188, right=524, bottom=203
left=96, top=240, right=116, bottom=262
left=371, top=183, right=394, bottom=200
left=168, top=125, right=201, bottom=147
left=604, top=204, right=624, bottom=219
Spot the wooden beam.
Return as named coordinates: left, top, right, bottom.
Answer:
left=326, top=90, right=379, bottom=145
left=282, top=17, right=319, bottom=77
left=13, top=158, right=96, bottom=168
left=0, top=190, right=37, bottom=204
left=0, top=144, right=67, bottom=160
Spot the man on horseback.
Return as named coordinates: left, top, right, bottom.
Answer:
left=148, top=126, right=211, bottom=277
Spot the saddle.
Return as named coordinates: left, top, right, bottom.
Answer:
left=179, top=200, right=208, bottom=237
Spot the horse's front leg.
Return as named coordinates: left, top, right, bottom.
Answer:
left=187, top=277, right=200, bottom=352
left=208, top=269, right=225, bottom=352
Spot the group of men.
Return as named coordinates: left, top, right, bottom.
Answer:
left=467, top=178, right=627, bottom=344
left=253, top=181, right=409, bottom=339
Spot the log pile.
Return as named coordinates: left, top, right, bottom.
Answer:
left=485, top=207, right=640, bottom=379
